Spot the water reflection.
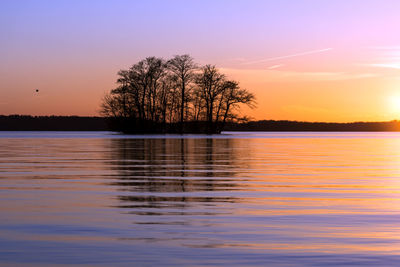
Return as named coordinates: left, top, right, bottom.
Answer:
left=108, top=138, right=244, bottom=216
left=1, top=132, right=400, bottom=266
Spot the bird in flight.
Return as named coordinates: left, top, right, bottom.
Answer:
left=35, top=89, right=39, bottom=93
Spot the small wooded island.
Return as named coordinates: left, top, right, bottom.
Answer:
left=101, top=55, right=255, bottom=133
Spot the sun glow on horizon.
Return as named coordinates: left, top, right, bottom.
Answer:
left=387, top=94, right=400, bottom=117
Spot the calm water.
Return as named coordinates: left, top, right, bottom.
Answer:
left=1, top=131, right=400, bottom=266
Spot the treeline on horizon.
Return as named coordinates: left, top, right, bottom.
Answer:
left=1, top=115, right=400, bottom=132
left=225, top=120, right=400, bottom=132
left=100, top=55, right=255, bottom=133
left=0, top=115, right=107, bottom=131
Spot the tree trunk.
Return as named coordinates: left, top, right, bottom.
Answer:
left=180, top=78, right=185, bottom=133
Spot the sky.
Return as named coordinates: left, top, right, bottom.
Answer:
left=1, top=0, right=400, bottom=122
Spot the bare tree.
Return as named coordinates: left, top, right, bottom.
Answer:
left=167, top=55, right=197, bottom=132
left=217, top=80, right=256, bottom=131
left=100, top=93, right=123, bottom=118
left=195, top=65, right=225, bottom=133
left=101, top=55, right=256, bottom=133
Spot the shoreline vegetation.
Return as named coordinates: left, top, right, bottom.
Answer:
left=1, top=115, right=400, bottom=132
left=100, top=55, right=255, bottom=134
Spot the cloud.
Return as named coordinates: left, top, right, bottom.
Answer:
left=366, top=46, right=400, bottom=50
left=357, top=46, right=400, bottom=71
left=241, top=48, right=333, bottom=65
left=363, top=63, right=400, bottom=70
left=267, top=64, right=284, bottom=70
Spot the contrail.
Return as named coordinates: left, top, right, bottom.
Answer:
left=242, top=48, right=333, bottom=65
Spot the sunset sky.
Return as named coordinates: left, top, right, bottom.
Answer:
left=1, top=0, right=400, bottom=122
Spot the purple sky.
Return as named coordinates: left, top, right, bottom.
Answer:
left=1, top=0, right=400, bottom=121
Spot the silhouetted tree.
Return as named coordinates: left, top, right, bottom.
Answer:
left=217, top=80, right=256, bottom=132
left=167, top=55, right=197, bottom=133
left=194, top=65, right=225, bottom=133
left=193, top=65, right=255, bottom=133
left=101, top=55, right=256, bottom=133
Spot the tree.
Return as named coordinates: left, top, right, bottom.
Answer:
left=194, top=65, right=225, bottom=133
left=167, top=55, right=197, bottom=133
left=101, top=55, right=256, bottom=133
left=194, top=66, right=256, bottom=133
left=217, top=80, right=256, bottom=131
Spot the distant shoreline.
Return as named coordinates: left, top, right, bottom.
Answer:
left=1, top=115, right=400, bottom=132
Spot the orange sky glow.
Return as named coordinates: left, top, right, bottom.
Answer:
left=1, top=1, right=400, bottom=122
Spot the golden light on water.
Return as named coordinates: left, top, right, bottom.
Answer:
left=2, top=133, right=400, bottom=265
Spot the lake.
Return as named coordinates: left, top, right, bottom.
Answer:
left=1, top=131, right=400, bottom=266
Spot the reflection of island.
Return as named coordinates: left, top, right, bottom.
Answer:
left=107, top=138, right=248, bottom=211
